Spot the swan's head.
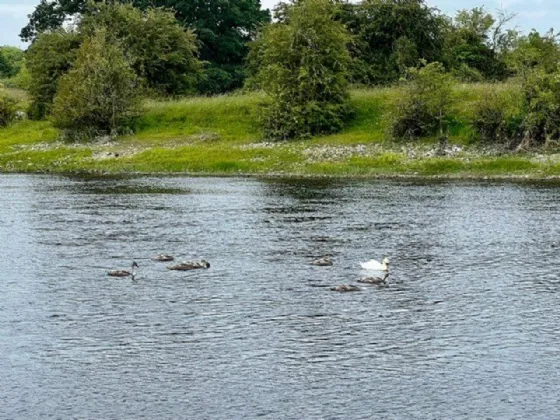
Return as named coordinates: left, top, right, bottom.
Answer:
left=132, top=261, right=139, bottom=268
left=382, top=257, right=390, bottom=265
left=201, top=260, right=210, bottom=268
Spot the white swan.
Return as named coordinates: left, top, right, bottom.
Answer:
left=360, top=257, right=390, bottom=271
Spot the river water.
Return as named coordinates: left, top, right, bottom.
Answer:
left=1, top=174, right=559, bottom=419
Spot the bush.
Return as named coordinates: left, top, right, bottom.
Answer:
left=0, top=46, right=24, bottom=78
left=26, top=29, right=81, bottom=119
left=197, top=64, right=246, bottom=95
left=80, top=2, right=201, bottom=96
left=452, top=64, right=484, bottom=83
left=248, top=0, right=353, bottom=140
left=0, top=89, right=17, bottom=126
left=50, top=29, right=141, bottom=139
left=391, top=62, right=454, bottom=139
left=520, top=68, right=560, bottom=147
left=471, top=87, right=523, bottom=145
left=9, top=63, right=31, bottom=90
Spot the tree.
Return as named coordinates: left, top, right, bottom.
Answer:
left=0, top=46, right=25, bottom=78
left=0, top=86, right=17, bottom=127
left=26, top=29, right=82, bottom=119
left=507, top=30, right=560, bottom=82
left=20, top=0, right=87, bottom=42
left=80, top=2, right=201, bottom=95
left=391, top=62, right=454, bottom=140
left=21, top=0, right=271, bottom=94
left=518, top=66, right=560, bottom=148
left=249, top=0, right=352, bottom=139
left=443, top=7, right=516, bottom=80
left=26, top=3, right=202, bottom=119
left=339, top=0, right=447, bottom=85
left=51, top=28, right=141, bottom=138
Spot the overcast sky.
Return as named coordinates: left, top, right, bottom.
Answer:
left=0, top=0, right=558, bottom=48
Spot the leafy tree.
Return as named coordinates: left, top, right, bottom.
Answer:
left=21, top=0, right=271, bottom=94
left=26, top=29, right=82, bottom=119
left=9, top=63, right=31, bottom=90
left=471, top=87, right=523, bottom=145
left=0, top=46, right=25, bottom=78
left=20, top=0, right=87, bottom=42
left=443, top=7, right=516, bottom=80
left=51, top=28, right=141, bottom=138
left=391, top=62, right=453, bottom=140
left=249, top=0, right=352, bottom=139
left=518, top=67, right=560, bottom=148
left=80, top=2, right=201, bottom=95
left=507, top=30, right=560, bottom=82
left=0, top=86, right=17, bottom=127
left=339, top=0, right=447, bottom=85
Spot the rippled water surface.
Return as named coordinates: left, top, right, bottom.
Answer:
left=1, top=174, right=560, bottom=419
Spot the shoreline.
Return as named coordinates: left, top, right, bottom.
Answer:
left=3, top=166, right=560, bottom=183
left=2, top=86, right=560, bottom=181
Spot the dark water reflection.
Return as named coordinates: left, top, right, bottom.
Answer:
left=1, top=175, right=560, bottom=419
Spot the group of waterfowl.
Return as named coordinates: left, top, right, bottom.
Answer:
left=108, top=254, right=389, bottom=291
left=311, top=256, right=391, bottom=292
left=107, top=254, right=210, bottom=280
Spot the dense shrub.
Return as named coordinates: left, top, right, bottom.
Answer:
left=26, top=29, right=81, bottom=119
left=391, top=62, right=453, bottom=139
left=50, top=29, right=141, bottom=139
left=249, top=0, right=353, bottom=140
left=0, top=46, right=25, bottom=78
left=507, top=30, right=560, bottom=82
left=471, top=87, right=523, bottom=145
left=80, top=3, right=202, bottom=96
left=520, top=68, right=560, bottom=147
left=338, top=0, right=447, bottom=85
left=0, top=89, right=17, bottom=126
left=197, top=64, right=247, bottom=96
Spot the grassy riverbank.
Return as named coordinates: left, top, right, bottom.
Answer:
left=1, top=84, right=560, bottom=178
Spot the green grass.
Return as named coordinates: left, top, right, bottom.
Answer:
left=1, top=83, right=559, bottom=179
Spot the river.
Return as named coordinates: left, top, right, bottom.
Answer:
left=1, top=175, right=559, bottom=419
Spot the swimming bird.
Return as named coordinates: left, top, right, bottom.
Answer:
left=360, top=257, right=390, bottom=271
left=330, top=284, right=361, bottom=292
left=358, top=272, right=390, bottom=285
left=311, top=257, right=333, bottom=266
left=108, top=261, right=138, bottom=279
left=152, top=254, right=174, bottom=262
left=167, top=260, right=210, bottom=271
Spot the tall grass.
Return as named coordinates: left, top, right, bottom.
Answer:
left=133, top=93, right=263, bottom=144
left=0, top=83, right=556, bottom=178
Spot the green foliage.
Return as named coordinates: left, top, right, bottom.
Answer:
left=26, top=29, right=81, bottom=119
left=443, top=7, right=514, bottom=80
left=507, top=30, right=560, bottom=81
left=521, top=67, right=560, bottom=146
left=21, top=0, right=271, bottom=94
left=391, top=62, right=454, bottom=139
left=0, top=88, right=17, bottom=127
left=452, top=63, right=484, bottom=82
left=50, top=29, right=141, bottom=139
left=249, top=0, right=353, bottom=140
left=340, top=0, right=447, bottom=85
left=80, top=2, right=201, bottom=96
left=0, top=46, right=25, bottom=78
left=196, top=64, right=247, bottom=96
left=20, top=0, right=87, bottom=42
left=9, top=63, right=31, bottom=90
left=163, top=0, right=270, bottom=94
left=471, top=87, right=523, bottom=145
